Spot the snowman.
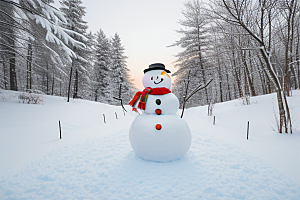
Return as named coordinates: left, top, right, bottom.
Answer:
left=128, top=63, right=191, bottom=162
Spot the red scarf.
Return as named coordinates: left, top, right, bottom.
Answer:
left=129, top=87, right=171, bottom=110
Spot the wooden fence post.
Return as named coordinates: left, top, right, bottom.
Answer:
left=247, top=121, right=250, bottom=140
left=59, top=120, right=62, bottom=139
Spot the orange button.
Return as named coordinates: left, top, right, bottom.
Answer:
left=155, top=109, right=162, bottom=115
left=156, top=124, right=162, bottom=130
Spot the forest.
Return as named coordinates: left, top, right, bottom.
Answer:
left=1, top=0, right=299, bottom=133
left=0, top=0, right=135, bottom=105
left=171, top=0, right=299, bottom=133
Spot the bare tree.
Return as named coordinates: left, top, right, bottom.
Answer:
left=208, top=0, right=292, bottom=133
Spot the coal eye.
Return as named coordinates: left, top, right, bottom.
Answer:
left=151, top=77, right=153, bottom=80
left=157, top=76, right=159, bottom=79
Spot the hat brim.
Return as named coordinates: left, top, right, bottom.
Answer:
left=144, top=67, right=171, bottom=74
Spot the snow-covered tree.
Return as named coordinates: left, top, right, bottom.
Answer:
left=0, top=0, right=134, bottom=106
left=59, top=0, right=89, bottom=101
left=170, top=0, right=213, bottom=107
left=0, top=1, right=17, bottom=90
left=0, top=0, right=86, bottom=94
left=92, top=29, right=112, bottom=103
left=206, top=0, right=295, bottom=133
left=110, top=33, right=134, bottom=104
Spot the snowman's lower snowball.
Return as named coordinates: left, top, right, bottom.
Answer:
left=129, top=113, right=192, bottom=162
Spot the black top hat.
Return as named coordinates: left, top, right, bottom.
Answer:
left=144, top=63, right=171, bottom=74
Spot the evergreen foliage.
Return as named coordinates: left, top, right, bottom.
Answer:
left=93, top=29, right=112, bottom=103
left=110, top=33, right=134, bottom=104
left=0, top=0, right=135, bottom=105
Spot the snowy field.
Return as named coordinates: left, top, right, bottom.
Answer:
left=0, top=90, right=300, bottom=199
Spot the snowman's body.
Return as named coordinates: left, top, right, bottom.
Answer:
left=129, top=63, right=191, bottom=162
left=144, top=93, right=179, bottom=115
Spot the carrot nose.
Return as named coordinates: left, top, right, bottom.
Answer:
left=161, top=71, right=170, bottom=79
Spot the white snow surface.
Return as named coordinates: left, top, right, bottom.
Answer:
left=1, top=90, right=300, bottom=199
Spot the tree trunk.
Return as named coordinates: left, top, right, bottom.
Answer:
left=277, top=90, right=287, bottom=133
left=8, top=37, right=17, bottom=91
left=241, top=51, right=250, bottom=96
left=258, top=56, right=271, bottom=94
left=67, top=63, right=73, bottom=102
left=297, top=26, right=300, bottom=89
left=51, top=70, right=54, bottom=95
left=9, top=56, right=17, bottom=91
left=73, top=69, right=78, bottom=99
left=265, top=72, right=271, bottom=94
left=284, top=34, right=291, bottom=97
left=295, top=26, right=300, bottom=89
left=260, top=48, right=287, bottom=133
left=26, top=42, right=32, bottom=90
left=95, top=89, right=98, bottom=101
left=226, top=73, right=231, bottom=101
left=3, top=62, right=7, bottom=90
left=26, top=54, right=29, bottom=90
left=230, top=30, right=243, bottom=98
left=219, top=75, right=223, bottom=102
left=231, top=51, right=242, bottom=98
left=217, top=56, right=223, bottom=102
left=118, top=83, right=122, bottom=99
left=243, top=67, right=250, bottom=96
left=46, top=62, right=49, bottom=94
left=60, top=80, right=62, bottom=97
left=5, top=12, right=17, bottom=91
left=259, top=69, right=266, bottom=95
left=283, top=0, right=297, bottom=97
left=42, top=70, right=45, bottom=92
left=29, top=61, right=32, bottom=90
left=247, top=51, right=256, bottom=96
left=283, top=92, right=292, bottom=133
left=255, top=56, right=266, bottom=94
left=234, top=67, right=243, bottom=98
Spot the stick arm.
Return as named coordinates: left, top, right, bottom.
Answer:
left=113, top=97, right=127, bottom=112
left=180, top=79, right=213, bottom=118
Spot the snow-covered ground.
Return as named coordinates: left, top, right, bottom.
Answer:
left=0, top=90, right=300, bottom=199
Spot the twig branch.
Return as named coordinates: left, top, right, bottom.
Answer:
left=113, top=97, right=127, bottom=112
left=185, top=79, right=214, bottom=103
left=181, top=79, right=213, bottom=118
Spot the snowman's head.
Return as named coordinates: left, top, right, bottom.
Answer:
left=142, top=69, right=171, bottom=89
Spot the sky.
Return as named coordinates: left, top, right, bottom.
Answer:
left=55, top=0, right=186, bottom=90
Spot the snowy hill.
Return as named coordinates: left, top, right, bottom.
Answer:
left=0, top=90, right=300, bottom=199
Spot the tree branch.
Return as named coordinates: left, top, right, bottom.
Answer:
left=113, top=97, right=127, bottom=112
left=181, top=79, right=213, bottom=118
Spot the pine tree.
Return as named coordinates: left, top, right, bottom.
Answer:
left=93, top=29, right=112, bottom=103
left=110, top=33, right=133, bottom=104
left=83, top=31, right=96, bottom=100
left=59, top=0, right=89, bottom=101
left=0, top=0, right=86, bottom=94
